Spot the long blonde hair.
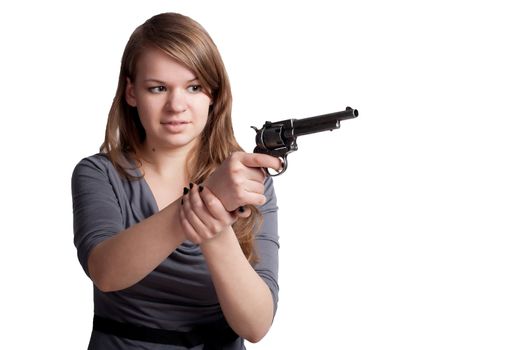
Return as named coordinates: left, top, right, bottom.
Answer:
left=100, top=12, right=261, bottom=263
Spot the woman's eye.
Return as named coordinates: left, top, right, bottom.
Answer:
left=148, top=86, right=167, bottom=93
left=188, top=85, right=202, bottom=93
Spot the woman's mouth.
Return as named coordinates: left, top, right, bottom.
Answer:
left=161, top=120, right=189, bottom=132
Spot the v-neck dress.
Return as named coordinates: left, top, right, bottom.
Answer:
left=71, top=153, right=279, bottom=349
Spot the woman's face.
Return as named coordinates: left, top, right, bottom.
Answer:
left=125, top=47, right=212, bottom=153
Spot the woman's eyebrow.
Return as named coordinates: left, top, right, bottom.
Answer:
left=143, top=78, right=168, bottom=85
left=143, top=77, right=199, bottom=84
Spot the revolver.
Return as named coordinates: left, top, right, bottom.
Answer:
left=251, top=106, right=359, bottom=176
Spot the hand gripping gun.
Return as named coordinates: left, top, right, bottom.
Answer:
left=251, top=106, right=359, bottom=176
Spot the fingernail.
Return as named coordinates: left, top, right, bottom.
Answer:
left=183, top=187, right=189, bottom=195
left=189, top=182, right=194, bottom=189
left=239, top=206, right=245, bottom=213
left=198, top=185, right=204, bottom=193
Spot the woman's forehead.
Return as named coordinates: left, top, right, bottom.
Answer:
left=135, top=47, right=196, bottom=82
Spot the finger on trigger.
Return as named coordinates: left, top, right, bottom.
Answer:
left=241, top=153, right=282, bottom=172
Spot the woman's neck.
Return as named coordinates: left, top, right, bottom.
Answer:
left=138, top=141, right=195, bottom=181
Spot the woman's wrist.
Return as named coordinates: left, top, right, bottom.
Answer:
left=199, top=226, right=236, bottom=252
left=179, top=183, right=238, bottom=245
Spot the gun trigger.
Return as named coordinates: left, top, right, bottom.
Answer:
left=265, top=156, right=288, bottom=177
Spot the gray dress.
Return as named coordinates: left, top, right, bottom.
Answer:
left=71, top=154, right=279, bottom=350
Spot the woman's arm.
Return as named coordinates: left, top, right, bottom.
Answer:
left=87, top=200, right=186, bottom=292
left=201, top=228, right=274, bottom=343
left=180, top=185, right=275, bottom=342
left=72, top=157, right=188, bottom=292
left=73, top=153, right=279, bottom=293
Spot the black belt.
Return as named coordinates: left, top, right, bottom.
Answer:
left=93, top=315, right=239, bottom=349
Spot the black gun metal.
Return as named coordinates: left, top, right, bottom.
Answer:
left=251, top=106, right=358, bottom=176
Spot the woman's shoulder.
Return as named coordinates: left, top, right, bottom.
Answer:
left=77, top=152, right=111, bottom=165
left=72, top=152, right=141, bottom=189
left=72, top=152, right=135, bottom=182
left=73, top=153, right=114, bottom=175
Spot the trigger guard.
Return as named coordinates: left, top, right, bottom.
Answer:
left=264, top=157, right=288, bottom=177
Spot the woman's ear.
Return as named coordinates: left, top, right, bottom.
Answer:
left=125, top=77, right=137, bottom=107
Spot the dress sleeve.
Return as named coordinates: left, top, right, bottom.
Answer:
left=254, top=177, right=280, bottom=315
left=71, top=156, right=124, bottom=276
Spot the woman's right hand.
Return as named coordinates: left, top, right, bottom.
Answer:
left=204, top=152, right=282, bottom=211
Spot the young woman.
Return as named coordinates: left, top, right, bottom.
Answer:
left=71, top=12, right=281, bottom=350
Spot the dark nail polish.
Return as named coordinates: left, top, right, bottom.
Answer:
left=198, top=185, right=204, bottom=193
left=239, top=206, right=245, bottom=213
left=183, top=187, right=189, bottom=195
left=189, top=182, right=194, bottom=189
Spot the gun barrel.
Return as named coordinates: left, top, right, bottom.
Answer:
left=291, top=106, right=358, bottom=137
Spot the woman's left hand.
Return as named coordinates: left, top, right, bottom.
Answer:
left=180, top=184, right=245, bottom=244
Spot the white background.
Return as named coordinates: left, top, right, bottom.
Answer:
left=1, top=0, right=524, bottom=349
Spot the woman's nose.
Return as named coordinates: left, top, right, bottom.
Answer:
left=165, top=88, right=187, bottom=113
